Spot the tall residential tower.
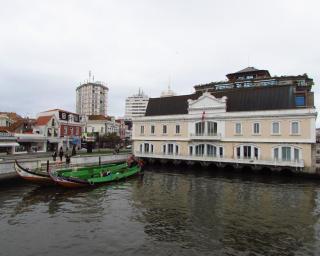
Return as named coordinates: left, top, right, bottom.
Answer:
left=125, top=89, right=149, bottom=119
left=76, top=79, right=109, bottom=117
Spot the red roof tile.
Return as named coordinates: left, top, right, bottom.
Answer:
left=36, top=115, right=53, bottom=126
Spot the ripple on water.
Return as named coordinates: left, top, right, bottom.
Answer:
left=1, top=168, right=320, bottom=256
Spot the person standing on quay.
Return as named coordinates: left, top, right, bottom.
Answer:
left=59, top=147, right=64, bottom=162
left=65, top=153, right=71, bottom=166
left=52, top=151, right=57, bottom=161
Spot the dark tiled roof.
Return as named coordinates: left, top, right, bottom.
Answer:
left=233, top=67, right=260, bottom=73
left=88, top=115, right=111, bottom=121
left=145, top=85, right=298, bottom=116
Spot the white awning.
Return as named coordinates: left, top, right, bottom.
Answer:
left=0, top=142, right=19, bottom=147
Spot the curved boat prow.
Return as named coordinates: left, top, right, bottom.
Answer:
left=14, top=160, right=53, bottom=184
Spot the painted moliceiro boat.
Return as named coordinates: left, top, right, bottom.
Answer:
left=14, top=160, right=53, bottom=184
left=49, top=163, right=142, bottom=188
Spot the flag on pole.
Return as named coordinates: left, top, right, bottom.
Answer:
left=201, top=111, right=205, bottom=122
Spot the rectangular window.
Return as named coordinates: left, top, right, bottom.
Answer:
left=253, top=123, right=260, bottom=135
left=254, top=147, right=258, bottom=158
left=176, top=125, right=180, bottom=134
left=237, top=147, right=241, bottom=158
left=189, top=146, right=193, bottom=156
left=163, top=125, right=167, bottom=134
left=294, top=148, right=299, bottom=161
left=151, top=125, right=155, bottom=134
left=163, top=145, right=166, bottom=154
left=219, top=147, right=223, bottom=157
left=243, top=146, right=251, bottom=158
left=295, top=95, right=305, bottom=106
left=274, top=148, right=279, bottom=160
left=291, top=121, right=299, bottom=135
left=140, top=125, right=144, bottom=134
left=272, top=122, right=280, bottom=135
left=235, top=123, right=242, bottom=135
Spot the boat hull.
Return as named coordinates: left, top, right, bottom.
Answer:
left=49, top=164, right=141, bottom=188
left=14, top=161, right=53, bottom=184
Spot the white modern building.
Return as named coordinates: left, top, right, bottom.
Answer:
left=76, top=81, right=109, bottom=117
left=125, top=89, right=149, bottom=119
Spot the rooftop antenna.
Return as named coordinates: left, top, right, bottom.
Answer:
left=89, top=70, right=92, bottom=82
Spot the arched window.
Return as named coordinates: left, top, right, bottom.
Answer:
left=195, top=122, right=205, bottom=135
left=195, top=144, right=205, bottom=156
left=175, top=145, right=179, bottom=155
left=273, top=146, right=300, bottom=162
left=139, top=144, right=143, bottom=153
left=144, top=143, right=150, bottom=153
left=236, top=145, right=259, bottom=159
left=207, top=122, right=217, bottom=135
left=207, top=144, right=217, bottom=157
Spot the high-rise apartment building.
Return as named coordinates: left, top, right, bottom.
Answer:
left=125, top=89, right=149, bottom=119
left=76, top=80, right=109, bottom=117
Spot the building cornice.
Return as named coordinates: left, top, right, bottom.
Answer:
left=133, top=108, right=317, bottom=122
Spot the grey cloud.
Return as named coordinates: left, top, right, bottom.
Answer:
left=0, top=0, right=319, bottom=125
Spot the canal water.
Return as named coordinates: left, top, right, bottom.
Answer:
left=1, top=166, right=320, bottom=256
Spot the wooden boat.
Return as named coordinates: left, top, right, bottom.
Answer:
left=14, top=160, right=53, bottom=184
left=15, top=160, right=118, bottom=186
left=49, top=163, right=142, bottom=188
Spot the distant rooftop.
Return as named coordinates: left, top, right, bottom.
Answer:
left=195, top=67, right=313, bottom=92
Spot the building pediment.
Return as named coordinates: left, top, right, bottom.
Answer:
left=188, top=92, right=227, bottom=113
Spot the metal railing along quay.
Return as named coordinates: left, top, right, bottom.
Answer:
left=134, top=152, right=305, bottom=168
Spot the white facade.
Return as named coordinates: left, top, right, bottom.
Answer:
left=85, top=118, right=120, bottom=136
left=76, top=82, right=109, bottom=117
left=125, top=90, right=149, bottom=119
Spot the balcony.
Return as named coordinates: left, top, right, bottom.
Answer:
left=134, top=152, right=304, bottom=168
left=190, top=133, right=221, bottom=140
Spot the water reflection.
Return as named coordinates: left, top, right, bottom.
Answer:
left=0, top=166, right=320, bottom=255
left=131, top=166, right=320, bottom=255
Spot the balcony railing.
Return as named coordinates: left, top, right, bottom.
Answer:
left=134, top=152, right=304, bottom=168
left=190, top=133, right=221, bottom=140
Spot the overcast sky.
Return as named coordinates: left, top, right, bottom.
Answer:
left=0, top=0, right=319, bottom=125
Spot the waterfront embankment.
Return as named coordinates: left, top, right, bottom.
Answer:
left=0, top=153, right=129, bottom=181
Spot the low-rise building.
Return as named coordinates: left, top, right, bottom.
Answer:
left=0, top=131, right=19, bottom=155
left=133, top=67, right=317, bottom=174
left=36, top=109, right=83, bottom=150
